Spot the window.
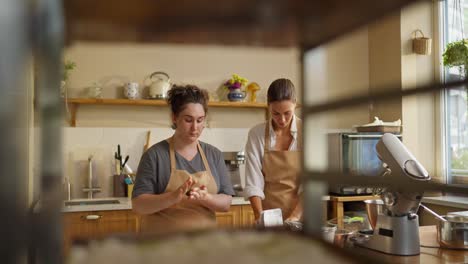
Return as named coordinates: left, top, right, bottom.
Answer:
left=442, top=0, right=468, bottom=184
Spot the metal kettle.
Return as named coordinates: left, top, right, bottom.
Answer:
left=148, top=71, right=171, bottom=99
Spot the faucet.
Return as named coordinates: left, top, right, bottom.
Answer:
left=82, top=155, right=101, bottom=199
left=64, top=177, right=71, bottom=201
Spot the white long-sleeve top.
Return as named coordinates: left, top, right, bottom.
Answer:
left=244, top=115, right=299, bottom=200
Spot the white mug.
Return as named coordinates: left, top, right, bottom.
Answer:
left=125, top=82, right=139, bottom=99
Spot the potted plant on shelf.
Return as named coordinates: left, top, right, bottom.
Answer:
left=442, top=39, right=468, bottom=78
left=223, top=74, right=248, bottom=102
left=61, top=60, right=76, bottom=98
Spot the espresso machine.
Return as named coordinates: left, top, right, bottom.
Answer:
left=356, top=133, right=431, bottom=256
left=223, top=151, right=245, bottom=196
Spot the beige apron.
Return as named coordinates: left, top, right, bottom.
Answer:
left=262, top=119, right=302, bottom=220
left=140, top=138, right=218, bottom=234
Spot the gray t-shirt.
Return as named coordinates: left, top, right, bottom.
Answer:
left=133, top=140, right=235, bottom=198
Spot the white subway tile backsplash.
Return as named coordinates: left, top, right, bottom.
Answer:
left=62, top=127, right=249, bottom=198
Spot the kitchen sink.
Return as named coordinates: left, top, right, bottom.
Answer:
left=64, top=199, right=121, bottom=206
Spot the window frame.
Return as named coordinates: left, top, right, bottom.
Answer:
left=440, top=0, right=468, bottom=185
left=435, top=0, right=449, bottom=184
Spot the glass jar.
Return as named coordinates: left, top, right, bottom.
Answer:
left=88, top=82, right=103, bottom=98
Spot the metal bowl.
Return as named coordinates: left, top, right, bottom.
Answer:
left=364, top=199, right=384, bottom=230
left=437, top=216, right=468, bottom=249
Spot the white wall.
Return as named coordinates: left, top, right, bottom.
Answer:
left=401, top=1, right=438, bottom=178
left=303, top=27, right=370, bottom=171
left=368, top=12, right=402, bottom=121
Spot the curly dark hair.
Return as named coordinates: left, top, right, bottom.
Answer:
left=267, top=78, right=297, bottom=104
left=166, top=84, right=209, bottom=116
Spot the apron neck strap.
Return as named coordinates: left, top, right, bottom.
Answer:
left=197, top=142, right=212, bottom=176
left=264, top=120, right=271, bottom=153
left=168, top=137, right=212, bottom=175
left=296, top=119, right=302, bottom=151
left=168, top=137, right=177, bottom=170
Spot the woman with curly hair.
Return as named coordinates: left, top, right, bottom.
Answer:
left=132, top=84, right=234, bottom=234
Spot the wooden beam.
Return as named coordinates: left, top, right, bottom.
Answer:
left=63, top=0, right=423, bottom=48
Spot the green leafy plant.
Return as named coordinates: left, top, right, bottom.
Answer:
left=442, top=39, right=468, bottom=75
left=451, top=148, right=468, bottom=170
left=62, top=60, right=76, bottom=81
left=223, top=74, right=248, bottom=91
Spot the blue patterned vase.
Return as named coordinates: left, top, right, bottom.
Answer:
left=227, top=88, right=246, bottom=102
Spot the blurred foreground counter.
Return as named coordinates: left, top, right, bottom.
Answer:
left=66, top=229, right=366, bottom=264
left=66, top=226, right=468, bottom=264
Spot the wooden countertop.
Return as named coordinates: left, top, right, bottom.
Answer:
left=354, top=226, right=468, bottom=263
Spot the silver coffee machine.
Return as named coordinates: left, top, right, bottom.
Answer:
left=356, top=133, right=431, bottom=256
left=223, top=151, right=245, bottom=196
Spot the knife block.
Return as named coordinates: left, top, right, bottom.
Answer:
left=113, top=174, right=126, bottom=197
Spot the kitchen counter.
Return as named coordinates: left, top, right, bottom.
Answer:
left=63, top=196, right=250, bottom=213
left=62, top=197, right=132, bottom=212
left=62, top=195, right=331, bottom=213
left=422, top=195, right=468, bottom=210
left=231, top=196, right=250, bottom=205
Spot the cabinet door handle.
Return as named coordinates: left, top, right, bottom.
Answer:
left=84, top=214, right=102, bottom=220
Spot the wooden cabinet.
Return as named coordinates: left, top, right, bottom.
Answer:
left=64, top=205, right=253, bottom=254
left=240, top=205, right=255, bottom=227
left=215, top=204, right=255, bottom=228
left=216, top=204, right=242, bottom=228
left=63, top=210, right=139, bottom=253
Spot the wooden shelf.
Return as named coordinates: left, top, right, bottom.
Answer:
left=329, top=195, right=379, bottom=202
left=66, top=98, right=267, bottom=127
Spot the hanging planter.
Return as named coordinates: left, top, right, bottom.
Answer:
left=443, top=39, right=468, bottom=104
left=442, top=39, right=468, bottom=77
left=412, top=29, right=432, bottom=55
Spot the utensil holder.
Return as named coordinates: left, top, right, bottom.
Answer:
left=113, top=174, right=126, bottom=197
left=127, top=184, right=134, bottom=199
